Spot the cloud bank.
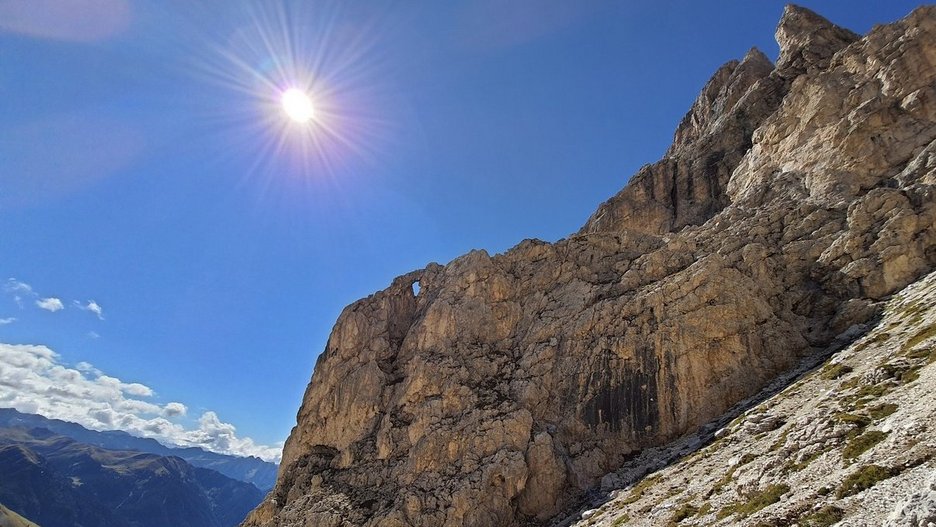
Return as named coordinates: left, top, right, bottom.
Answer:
left=0, top=342, right=282, bottom=462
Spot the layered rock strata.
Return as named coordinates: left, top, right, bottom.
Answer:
left=245, top=5, right=936, bottom=527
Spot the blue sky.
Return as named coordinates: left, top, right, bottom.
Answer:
left=0, top=1, right=923, bottom=459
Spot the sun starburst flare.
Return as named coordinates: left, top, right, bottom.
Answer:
left=281, top=88, right=315, bottom=124
left=178, top=1, right=394, bottom=198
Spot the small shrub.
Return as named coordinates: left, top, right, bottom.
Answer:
left=799, top=505, right=845, bottom=527
left=739, top=453, right=756, bottom=465
left=816, top=486, right=832, bottom=496
left=837, top=464, right=897, bottom=497
left=843, top=430, right=887, bottom=460
left=610, top=513, right=630, bottom=526
left=696, top=502, right=712, bottom=516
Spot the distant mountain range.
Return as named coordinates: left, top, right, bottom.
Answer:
left=0, top=408, right=277, bottom=490
left=0, top=426, right=265, bottom=527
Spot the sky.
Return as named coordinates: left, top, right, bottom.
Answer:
left=0, top=1, right=924, bottom=462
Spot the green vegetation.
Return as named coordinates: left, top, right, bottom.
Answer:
left=709, top=465, right=737, bottom=495
left=820, top=362, right=853, bottom=380
left=769, top=427, right=791, bottom=452
left=843, top=382, right=891, bottom=410
left=905, top=344, right=935, bottom=362
left=610, top=513, right=630, bottom=526
left=835, top=412, right=870, bottom=428
left=668, top=503, right=698, bottom=524
left=622, top=474, right=661, bottom=505
left=843, top=430, right=887, bottom=460
left=855, top=331, right=892, bottom=352
left=696, top=502, right=712, bottom=517
left=867, top=403, right=898, bottom=420
left=880, top=362, right=921, bottom=383
left=837, top=464, right=897, bottom=498
left=798, top=505, right=845, bottom=527
left=904, top=323, right=936, bottom=351
left=783, top=447, right=829, bottom=473
left=717, top=484, right=790, bottom=519
left=739, top=453, right=756, bottom=465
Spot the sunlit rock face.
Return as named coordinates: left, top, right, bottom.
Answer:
left=244, top=5, right=936, bottom=527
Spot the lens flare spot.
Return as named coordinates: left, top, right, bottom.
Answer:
left=281, top=88, right=315, bottom=123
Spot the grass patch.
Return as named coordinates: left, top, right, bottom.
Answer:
left=844, top=383, right=891, bottom=409
left=880, top=362, right=921, bottom=383
left=843, top=430, right=887, bottom=460
left=739, top=453, right=756, bottom=465
left=718, top=484, right=789, bottom=519
left=837, top=464, right=897, bottom=497
left=820, top=362, right=853, bottom=380
left=904, top=323, right=936, bottom=350
left=783, top=447, right=828, bottom=473
left=621, top=474, right=661, bottom=505
left=856, top=383, right=889, bottom=398
left=709, top=466, right=736, bottom=495
left=835, top=412, right=870, bottom=428
left=696, top=502, right=712, bottom=517
left=668, top=503, right=698, bottom=525
left=905, top=345, right=936, bottom=362
left=798, top=505, right=845, bottom=527
left=867, top=403, right=898, bottom=420
left=610, top=513, right=630, bottom=526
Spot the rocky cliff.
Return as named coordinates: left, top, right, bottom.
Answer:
left=567, top=269, right=936, bottom=526
left=244, top=5, right=936, bottom=527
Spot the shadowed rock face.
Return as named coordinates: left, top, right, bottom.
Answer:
left=244, top=5, right=936, bottom=527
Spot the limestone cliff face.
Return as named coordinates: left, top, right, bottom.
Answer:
left=244, top=5, right=936, bottom=527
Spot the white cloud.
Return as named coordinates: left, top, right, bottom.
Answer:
left=5, top=278, right=35, bottom=309
left=4, top=278, right=33, bottom=295
left=87, top=331, right=100, bottom=339
left=163, top=402, right=187, bottom=418
left=0, top=342, right=282, bottom=462
left=0, top=317, right=15, bottom=325
left=75, top=300, right=104, bottom=320
left=36, top=297, right=64, bottom=312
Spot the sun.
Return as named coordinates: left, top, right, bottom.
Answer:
left=281, top=88, right=315, bottom=123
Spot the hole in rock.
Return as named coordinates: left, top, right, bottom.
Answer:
left=412, top=280, right=421, bottom=296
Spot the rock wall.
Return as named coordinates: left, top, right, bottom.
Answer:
left=244, top=5, right=936, bottom=527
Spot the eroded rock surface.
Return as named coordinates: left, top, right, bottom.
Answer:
left=244, top=5, right=936, bottom=527
left=571, top=268, right=936, bottom=527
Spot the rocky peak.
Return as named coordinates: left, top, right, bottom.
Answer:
left=775, top=4, right=859, bottom=78
left=245, top=6, right=936, bottom=527
left=580, top=45, right=781, bottom=237
left=668, top=47, right=773, bottom=155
